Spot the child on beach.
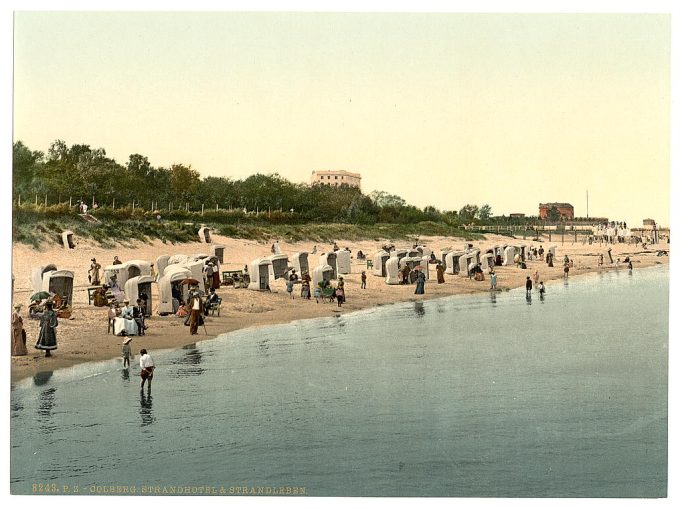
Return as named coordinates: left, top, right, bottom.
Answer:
left=122, top=337, right=133, bottom=368
left=490, top=270, right=497, bottom=290
left=538, top=281, right=545, bottom=298
left=361, top=271, right=367, bottom=289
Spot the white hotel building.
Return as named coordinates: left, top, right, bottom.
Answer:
left=310, top=170, right=362, bottom=189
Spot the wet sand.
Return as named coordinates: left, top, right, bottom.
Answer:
left=11, top=233, right=669, bottom=383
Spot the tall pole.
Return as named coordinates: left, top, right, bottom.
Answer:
left=586, top=189, right=589, bottom=219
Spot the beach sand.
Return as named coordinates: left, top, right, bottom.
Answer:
left=11, top=233, right=669, bottom=383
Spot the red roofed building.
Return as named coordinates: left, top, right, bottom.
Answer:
left=539, top=203, right=574, bottom=220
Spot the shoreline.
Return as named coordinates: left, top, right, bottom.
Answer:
left=11, top=234, right=670, bottom=383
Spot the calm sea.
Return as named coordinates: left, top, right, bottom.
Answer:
left=10, top=265, right=668, bottom=497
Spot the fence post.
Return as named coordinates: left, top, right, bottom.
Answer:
left=18, top=195, right=21, bottom=206
left=45, top=194, right=48, bottom=207
left=132, top=200, right=135, bottom=211
left=201, top=204, right=204, bottom=216
left=113, top=198, right=115, bottom=209
left=69, top=197, right=72, bottom=207
left=35, top=194, right=38, bottom=205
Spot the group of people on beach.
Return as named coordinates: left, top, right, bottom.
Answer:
left=11, top=300, right=58, bottom=358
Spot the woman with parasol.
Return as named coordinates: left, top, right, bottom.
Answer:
left=34, top=301, right=58, bottom=357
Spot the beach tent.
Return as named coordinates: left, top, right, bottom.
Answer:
left=311, top=264, right=334, bottom=288
left=514, top=245, right=527, bottom=260
left=198, top=227, right=212, bottom=243
left=104, top=264, right=126, bottom=289
left=31, top=264, right=58, bottom=292
left=336, top=249, right=351, bottom=275
left=319, top=252, right=338, bottom=280
left=408, top=255, right=429, bottom=280
left=124, top=260, right=152, bottom=279
left=158, top=267, right=192, bottom=315
left=385, top=256, right=401, bottom=285
left=155, top=255, right=170, bottom=281
left=417, top=246, right=432, bottom=259
left=191, top=253, right=210, bottom=262
left=291, top=252, right=309, bottom=275
left=502, top=246, right=516, bottom=266
left=400, top=256, right=425, bottom=283
left=495, top=245, right=506, bottom=265
left=372, top=250, right=390, bottom=277
left=406, top=249, right=420, bottom=258
left=61, top=231, right=75, bottom=250
left=124, top=275, right=154, bottom=316
left=458, top=253, right=473, bottom=276
left=481, top=252, right=495, bottom=270
left=185, top=260, right=205, bottom=284
left=210, top=244, right=226, bottom=264
left=439, top=249, right=453, bottom=271
left=467, top=249, right=481, bottom=265
left=42, top=269, right=74, bottom=307
left=445, top=252, right=465, bottom=275
left=248, top=258, right=273, bottom=291
left=266, top=254, right=290, bottom=280
left=392, top=249, right=408, bottom=261
left=168, top=254, right=190, bottom=265
left=103, top=260, right=151, bottom=290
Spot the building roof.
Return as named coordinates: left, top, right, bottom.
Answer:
left=539, top=202, right=574, bottom=208
left=311, top=169, right=361, bottom=179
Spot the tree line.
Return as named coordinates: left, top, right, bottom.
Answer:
left=13, top=140, right=496, bottom=226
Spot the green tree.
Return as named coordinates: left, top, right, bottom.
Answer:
left=13, top=141, right=44, bottom=196
left=170, top=164, right=201, bottom=206
left=458, top=204, right=479, bottom=222
left=368, top=190, right=407, bottom=208
left=478, top=204, right=492, bottom=221
left=547, top=206, right=561, bottom=222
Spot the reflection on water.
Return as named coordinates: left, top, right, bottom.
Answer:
left=33, top=371, right=53, bottom=386
left=37, top=388, right=56, bottom=418
left=525, top=293, right=532, bottom=305
left=139, top=390, right=154, bottom=427
left=10, top=266, right=669, bottom=497
left=121, top=368, right=130, bottom=381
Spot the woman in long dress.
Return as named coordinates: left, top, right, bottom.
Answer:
left=436, top=263, right=445, bottom=284
left=11, top=304, right=28, bottom=356
left=414, top=271, right=426, bottom=295
left=35, top=301, right=58, bottom=357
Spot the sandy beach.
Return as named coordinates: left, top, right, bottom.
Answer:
left=11, top=233, right=669, bottom=383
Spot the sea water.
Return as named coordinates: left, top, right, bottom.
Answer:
left=10, top=265, right=668, bottom=497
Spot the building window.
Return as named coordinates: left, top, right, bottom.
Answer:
left=335, top=176, right=338, bottom=180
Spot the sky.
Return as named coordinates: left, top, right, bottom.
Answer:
left=12, top=10, right=671, bottom=226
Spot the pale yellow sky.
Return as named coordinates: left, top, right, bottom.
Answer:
left=13, top=12, right=670, bottom=225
